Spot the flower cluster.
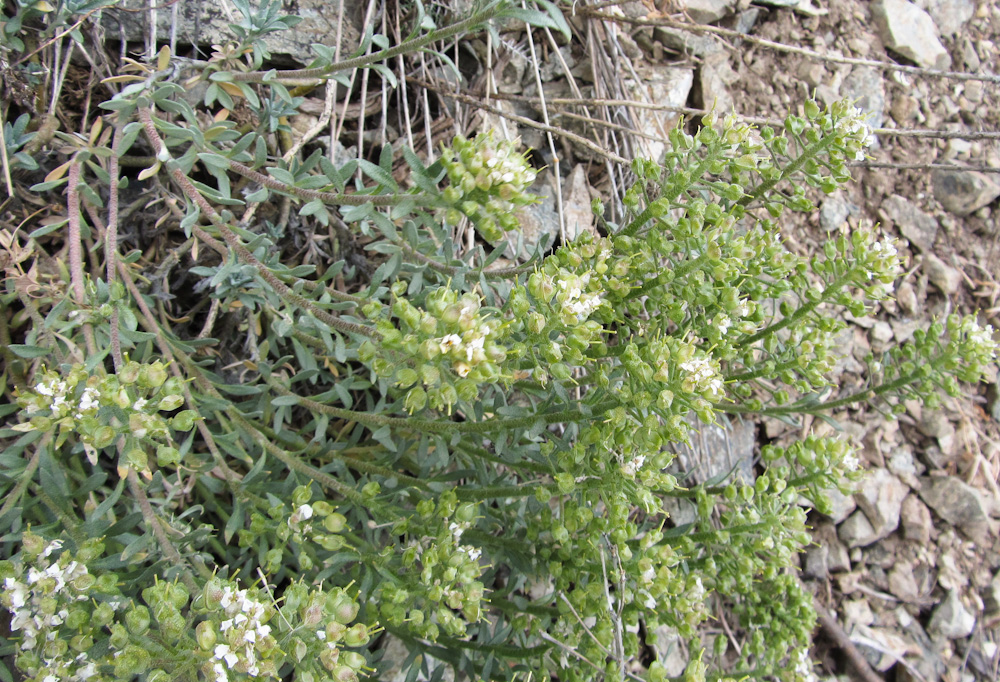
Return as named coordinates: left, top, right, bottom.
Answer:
left=13, top=360, right=197, bottom=472
left=0, top=535, right=123, bottom=682
left=831, top=104, right=875, bottom=159
left=362, top=284, right=509, bottom=413
left=381, top=494, right=486, bottom=641
left=439, top=133, right=538, bottom=244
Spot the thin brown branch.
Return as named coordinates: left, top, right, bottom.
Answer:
left=814, top=598, right=885, bottom=682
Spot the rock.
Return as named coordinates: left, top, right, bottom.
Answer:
left=918, top=411, right=957, bottom=458
left=852, top=468, right=908, bottom=543
left=852, top=624, right=917, bottom=672
left=379, top=633, right=455, bottom=682
left=824, top=484, right=858, bottom=524
left=653, top=27, right=725, bottom=58
left=627, top=66, right=694, bottom=162
left=115, top=0, right=363, bottom=65
left=803, top=542, right=830, bottom=579
left=872, top=0, right=951, bottom=69
left=896, top=607, right=949, bottom=682
left=918, top=476, right=992, bottom=544
left=922, top=253, right=962, bottom=295
left=683, top=0, right=737, bottom=23
left=651, top=626, right=688, bottom=676
left=916, top=0, right=976, bottom=36
left=675, top=415, right=756, bottom=485
left=932, top=170, right=1000, bottom=216
left=879, top=194, right=939, bottom=251
left=985, top=570, right=1000, bottom=620
left=839, top=510, right=880, bottom=548
left=888, top=561, right=922, bottom=602
left=901, top=495, right=933, bottom=543
left=509, top=172, right=559, bottom=260
left=561, top=165, right=596, bottom=243
left=697, top=53, right=739, bottom=113
left=841, top=67, right=886, bottom=134
left=820, top=192, right=860, bottom=231
left=888, top=447, right=923, bottom=489
left=814, top=521, right=851, bottom=574
left=843, top=598, right=875, bottom=628
left=928, top=589, right=976, bottom=639
left=896, top=280, right=919, bottom=314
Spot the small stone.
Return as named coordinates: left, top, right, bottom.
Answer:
left=683, top=0, right=737, bottom=23
left=651, top=625, right=688, bottom=676
left=628, top=66, right=694, bottom=161
left=918, top=411, right=956, bottom=458
left=932, top=170, right=1000, bottom=216
left=654, top=28, right=724, bottom=58
left=825, top=485, right=858, bottom=524
left=797, top=62, right=826, bottom=88
left=853, top=625, right=915, bottom=672
left=561, top=165, right=596, bottom=243
left=814, top=521, right=852, bottom=573
left=820, top=192, right=859, bottom=231
left=918, top=476, right=992, bottom=544
left=916, top=0, right=976, bottom=36
left=843, top=598, right=875, bottom=627
left=872, top=0, right=952, bottom=69
left=928, top=589, right=976, bottom=639
left=922, top=253, right=962, bottom=295
left=888, top=448, right=923, bottom=489
left=879, top=194, right=939, bottom=251
left=839, top=510, right=879, bottom=548
left=842, top=67, right=886, bottom=132
left=803, top=543, right=829, bottom=579
left=888, top=561, right=922, bottom=602
left=852, top=468, right=909, bottom=543
left=896, top=281, right=919, bottom=314
left=698, top=53, right=739, bottom=113
left=964, top=81, right=983, bottom=103
left=890, top=94, right=920, bottom=123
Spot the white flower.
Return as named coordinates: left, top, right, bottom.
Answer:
left=297, top=504, right=314, bottom=520
left=439, top=334, right=463, bottom=354
left=716, top=315, right=731, bottom=336
left=36, top=382, right=54, bottom=397
left=215, top=644, right=239, bottom=668
left=133, top=398, right=147, bottom=411
left=41, top=540, right=63, bottom=559
left=78, top=387, right=100, bottom=412
left=842, top=452, right=860, bottom=471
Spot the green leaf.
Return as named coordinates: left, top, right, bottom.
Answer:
left=358, top=159, right=399, bottom=191
left=8, top=344, right=50, bottom=359
left=271, top=395, right=301, bottom=407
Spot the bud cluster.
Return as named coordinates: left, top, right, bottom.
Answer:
left=13, top=360, right=197, bottom=473
left=439, top=133, right=538, bottom=244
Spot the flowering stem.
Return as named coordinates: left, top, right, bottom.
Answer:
left=737, top=271, right=853, bottom=348
left=738, top=133, right=836, bottom=208
left=724, top=371, right=919, bottom=417
left=626, top=253, right=709, bottom=300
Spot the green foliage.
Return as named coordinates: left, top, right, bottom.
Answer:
left=1, top=2, right=997, bottom=682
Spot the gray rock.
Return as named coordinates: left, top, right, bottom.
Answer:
left=820, top=192, right=861, bottom=231
left=896, top=608, right=949, bottom=682
left=918, top=411, right=956, bottom=459
left=928, top=589, right=976, bottom=639
left=651, top=626, right=688, bottom=676
left=379, top=633, right=455, bottom=682
left=683, top=0, right=737, bottom=23
left=887, top=447, right=923, bottom=489
left=115, top=0, right=363, bottom=65
left=839, top=509, right=880, bottom=548
left=984, top=570, right=1000, bottom=618
left=803, top=542, right=830, bottom=579
left=916, top=0, right=976, bottom=36
left=872, top=0, right=952, bottom=69
left=879, top=194, right=939, bottom=251
left=888, top=561, right=922, bottom=602
left=814, top=521, right=851, bottom=574
left=653, top=28, right=724, bottom=58
left=932, top=170, right=1000, bottom=217
left=824, top=485, right=858, bottom=523
left=561, top=165, right=597, bottom=243
left=853, top=625, right=914, bottom=672
left=674, top=415, right=756, bottom=485
left=627, top=66, right=694, bottom=162
left=509, top=172, right=558, bottom=260
left=901, top=494, right=934, bottom=543
left=922, top=253, right=962, bottom=295
left=841, top=67, right=886, bottom=134
left=698, top=53, right=739, bottom=114
left=853, top=468, right=909, bottom=542
left=918, top=476, right=992, bottom=544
